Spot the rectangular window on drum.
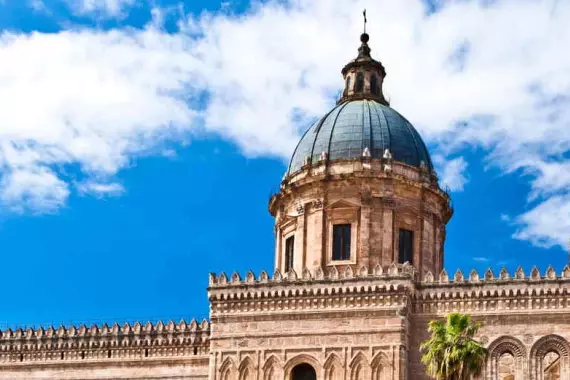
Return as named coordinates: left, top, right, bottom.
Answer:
left=285, top=236, right=294, bottom=272
left=399, top=229, right=414, bottom=264
left=332, top=224, right=351, bottom=261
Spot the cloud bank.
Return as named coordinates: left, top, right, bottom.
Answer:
left=0, top=0, right=568, bottom=247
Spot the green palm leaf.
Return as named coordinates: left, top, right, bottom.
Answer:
left=421, top=312, right=488, bottom=380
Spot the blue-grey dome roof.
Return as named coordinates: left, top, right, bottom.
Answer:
left=288, top=100, right=433, bottom=175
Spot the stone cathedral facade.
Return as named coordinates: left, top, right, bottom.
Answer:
left=1, top=32, right=569, bottom=380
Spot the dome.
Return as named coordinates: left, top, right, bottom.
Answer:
left=288, top=99, right=433, bottom=175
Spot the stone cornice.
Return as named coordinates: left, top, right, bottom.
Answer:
left=208, top=264, right=570, bottom=317
left=414, top=266, right=570, bottom=315
left=208, top=264, right=416, bottom=316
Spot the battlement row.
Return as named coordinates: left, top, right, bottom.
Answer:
left=426, top=265, right=570, bottom=284
left=208, top=264, right=570, bottom=288
left=0, top=318, right=210, bottom=342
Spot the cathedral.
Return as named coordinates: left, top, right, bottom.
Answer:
left=0, top=30, right=568, bottom=380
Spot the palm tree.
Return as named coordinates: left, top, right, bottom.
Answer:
left=420, top=312, right=488, bottom=380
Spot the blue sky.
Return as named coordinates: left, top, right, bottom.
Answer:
left=0, top=0, right=569, bottom=328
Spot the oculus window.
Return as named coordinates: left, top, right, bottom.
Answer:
left=332, top=224, right=351, bottom=261
left=399, top=229, right=414, bottom=264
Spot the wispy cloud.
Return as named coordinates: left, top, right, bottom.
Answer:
left=77, top=181, right=125, bottom=198
left=472, top=257, right=490, bottom=263
left=434, top=155, right=469, bottom=191
left=66, top=0, right=135, bottom=18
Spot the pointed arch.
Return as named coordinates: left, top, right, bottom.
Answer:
left=349, top=351, right=370, bottom=380
left=370, top=352, right=391, bottom=380
left=239, top=356, right=256, bottom=380
left=530, top=334, right=570, bottom=380
left=486, top=336, right=527, bottom=380
left=284, top=354, right=320, bottom=380
left=220, top=356, right=237, bottom=380
left=263, top=355, right=281, bottom=380
left=324, top=353, right=343, bottom=380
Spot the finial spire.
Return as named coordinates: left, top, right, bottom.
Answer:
left=363, top=9, right=367, bottom=34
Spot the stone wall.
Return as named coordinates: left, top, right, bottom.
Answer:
left=0, top=319, right=210, bottom=379
left=208, top=264, right=416, bottom=380
left=410, top=266, right=570, bottom=380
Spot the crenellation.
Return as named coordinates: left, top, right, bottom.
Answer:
left=0, top=318, right=210, bottom=366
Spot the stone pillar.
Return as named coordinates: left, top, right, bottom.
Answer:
left=294, top=210, right=306, bottom=274
left=360, top=204, right=371, bottom=268
left=306, top=204, right=324, bottom=268
left=382, top=207, right=394, bottom=265
left=421, top=216, right=434, bottom=279
left=275, top=226, right=282, bottom=270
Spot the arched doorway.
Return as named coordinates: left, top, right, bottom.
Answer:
left=291, top=363, right=317, bottom=380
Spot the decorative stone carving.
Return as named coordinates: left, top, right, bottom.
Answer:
left=531, top=266, right=540, bottom=280
left=499, top=268, right=509, bottom=280
left=286, top=269, right=298, bottom=281
left=313, top=199, right=323, bottom=209
left=469, top=269, right=479, bottom=282
left=259, top=270, right=269, bottom=283
left=440, top=269, right=449, bottom=283
left=373, top=264, right=383, bottom=276
left=273, top=269, right=282, bottom=282
left=328, top=266, right=339, bottom=280
left=314, top=266, right=324, bottom=280
left=231, top=272, right=242, bottom=284
left=454, top=269, right=464, bottom=282
left=563, top=265, right=570, bottom=279
left=545, top=266, right=556, bottom=280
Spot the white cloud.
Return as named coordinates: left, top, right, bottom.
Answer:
left=434, top=155, right=469, bottom=192
left=0, top=167, right=69, bottom=213
left=514, top=195, right=570, bottom=249
left=1, top=0, right=569, bottom=249
left=67, top=0, right=135, bottom=17
left=472, top=257, right=490, bottom=263
left=77, top=181, right=124, bottom=197
left=0, top=28, right=198, bottom=212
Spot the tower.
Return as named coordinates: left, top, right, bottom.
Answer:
left=269, top=32, right=453, bottom=280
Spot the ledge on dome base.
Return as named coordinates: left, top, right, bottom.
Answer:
left=208, top=262, right=417, bottom=288
left=422, top=265, right=570, bottom=285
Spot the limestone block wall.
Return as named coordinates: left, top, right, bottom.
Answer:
left=409, top=266, right=570, bottom=380
left=0, top=319, right=210, bottom=380
left=0, top=357, right=209, bottom=379
left=208, top=264, right=417, bottom=380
